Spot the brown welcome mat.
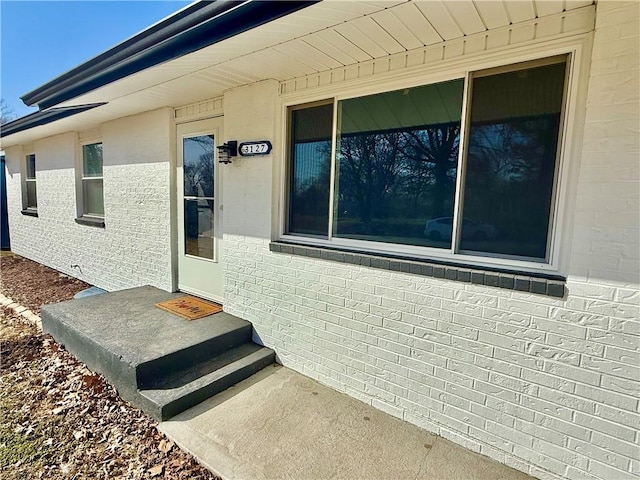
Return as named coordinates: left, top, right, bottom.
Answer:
left=155, top=296, right=223, bottom=320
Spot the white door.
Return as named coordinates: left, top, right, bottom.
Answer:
left=176, top=117, right=224, bottom=302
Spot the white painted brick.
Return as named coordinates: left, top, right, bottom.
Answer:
left=537, top=386, right=596, bottom=415
left=201, top=5, right=640, bottom=480
left=533, top=438, right=590, bottom=471
left=587, top=328, right=640, bottom=353
left=600, top=374, right=640, bottom=397
left=531, top=317, right=588, bottom=340
left=495, top=323, right=546, bottom=344
left=581, top=355, right=640, bottom=381
left=511, top=445, right=569, bottom=477
left=546, top=333, right=605, bottom=357
left=588, top=459, right=638, bottom=480
left=482, top=307, right=531, bottom=326
left=525, top=342, right=581, bottom=366
left=535, top=413, right=591, bottom=443
left=543, top=360, right=601, bottom=386
left=470, top=402, right=516, bottom=428
left=433, top=343, right=474, bottom=364
left=479, top=330, right=527, bottom=352
left=514, top=419, right=566, bottom=447
left=573, top=412, right=636, bottom=443
left=575, top=383, right=638, bottom=412
left=468, top=426, right=515, bottom=453
left=485, top=397, right=535, bottom=423
left=595, top=403, right=640, bottom=431
left=474, top=379, right=520, bottom=404
left=604, top=344, right=640, bottom=366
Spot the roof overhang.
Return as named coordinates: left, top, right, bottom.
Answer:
left=21, top=1, right=318, bottom=111
left=0, top=103, right=106, bottom=138
left=1, top=0, right=595, bottom=149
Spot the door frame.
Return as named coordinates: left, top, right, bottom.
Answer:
left=174, top=116, right=225, bottom=303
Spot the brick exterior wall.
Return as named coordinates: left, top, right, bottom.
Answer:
left=4, top=108, right=175, bottom=292
left=3, top=3, right=638, bottom=480
left=222, top=3, right=640, bottom=480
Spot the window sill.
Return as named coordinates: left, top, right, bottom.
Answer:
left=269, top=241, right=566, bottom=298
left=75, top=216, right=105, bottom=228
left=21, top=209, right=38, bottom=217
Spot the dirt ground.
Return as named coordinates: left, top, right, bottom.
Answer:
left=0, top=253, right=89, bottom=314
left=0, top=254, right=219, bottom=479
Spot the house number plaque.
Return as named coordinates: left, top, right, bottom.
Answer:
left=239, top=141, right=272, bottom=156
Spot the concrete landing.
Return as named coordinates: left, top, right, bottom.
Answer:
left=160, top=366, right=535, bottom=480
left=41, top=286, right=274, bottom=420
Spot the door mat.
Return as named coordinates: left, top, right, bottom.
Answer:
left=155, top=296, right=223, bottom=320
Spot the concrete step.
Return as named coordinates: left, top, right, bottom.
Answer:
left=139, top=343, right=275, bottom=420
left=136, top=322, right=252, bottom=389
left=41, top=286, right=270, bottom=422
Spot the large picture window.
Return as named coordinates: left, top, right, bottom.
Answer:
left=284, top=56, right=568, bottom=267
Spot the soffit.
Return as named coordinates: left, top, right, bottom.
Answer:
left=2, top=0, right=594, bottom=148
left=55, top=0, right=593, bottom=112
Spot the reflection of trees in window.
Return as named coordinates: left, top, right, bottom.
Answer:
left=83, top=144, right=103, bottom=176
left=462, top=115, right=560, bottom=258
left=184, top=136, right=214, bottom=198
left=403, top=124, right=460, bottom=219
left=335, top=123, right=459, bottom=243
left=288, top=103, right=333, bottom=236
left=289, top=140, right=331, bottom=233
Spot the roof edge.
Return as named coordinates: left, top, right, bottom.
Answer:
left=0, top=103, right=107, bottom=139
left=21, top=0, right=318, bottom=111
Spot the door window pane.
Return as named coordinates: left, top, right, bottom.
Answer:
left=334, top=79, right=464, bottom=248
left=83, top=178, right=104, bottom=216
left=460, top=61, right=566, bottom=259
left=184, top=199, right=215, bottom=259
left=183, top=135, right=214, bottom=198
left=288, top=103, right=333, bottom=237
left=83, top=143, right=103, bottom=177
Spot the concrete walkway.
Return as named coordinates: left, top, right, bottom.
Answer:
left=160, top=365, right=534, bottom=480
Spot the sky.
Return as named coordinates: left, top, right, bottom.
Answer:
left=1, top=1, right=191, bottom=119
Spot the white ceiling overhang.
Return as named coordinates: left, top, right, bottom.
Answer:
left=1, top=0, right=594, bottom=148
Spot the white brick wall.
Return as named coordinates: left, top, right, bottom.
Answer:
left=5, top=108, right=175, bottom=292
left=223, top=3, right=640, bottom=480
left=3, top=2, right=638, bottom=479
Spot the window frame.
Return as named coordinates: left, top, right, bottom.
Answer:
left=78, top=140, right=105, bottom=220
left=278, top=38, right=590, bottom=277
left=22, top=152, right=38, bottom=213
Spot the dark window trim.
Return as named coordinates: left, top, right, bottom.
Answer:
left=20, top=209, right=38, bottom=217
left=269, top=241, right=566, bottom=298
left=75, top=216, right=105, bottom=228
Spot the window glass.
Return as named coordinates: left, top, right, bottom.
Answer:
left=83, top=143, right=103, bottom=177
left=460, top=61, right=566, bottom=259
left=183, top=135, right=214, bottom=198
left=26, top=181, right=37, bottom=209
left=334, top=79, right=464, bottom=248
left=26, top=154, right=36, bottom=179
left=82, top=143, right=104, bottom=216
left=184, top=199, right=215, bottom=259
left=182, top=135, right=215, bottom=259
left=288, top=103, right=333, bottom=237
left=25, top=154, right=37, bottom=209
left=83, top=179, right=104, bottom=216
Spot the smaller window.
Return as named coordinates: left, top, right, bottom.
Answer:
left=81, top=143, right=104, bottom=217
left=24, top=154, right=37, bottom=210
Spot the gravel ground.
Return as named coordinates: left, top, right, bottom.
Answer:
left=0, top=254, right=220, bottom=479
